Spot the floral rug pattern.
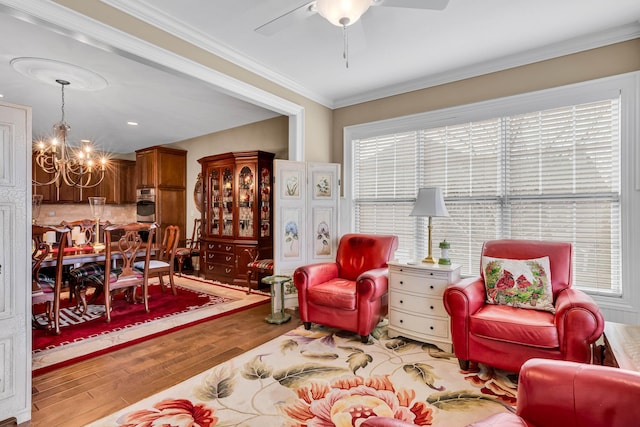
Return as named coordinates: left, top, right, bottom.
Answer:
left=89, top=323, right=517, bottom=427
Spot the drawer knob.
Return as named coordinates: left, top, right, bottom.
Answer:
left=430, top=285, right=434, bottom=289
left=399, top=319, right=403, bottom=323
left=430, top=305, right=434, bottom=310
left=399, top=300, right=404, bottom=304
left=400, top=281, right=404, bottom=285
left=430, top=326, right=434, bottom=330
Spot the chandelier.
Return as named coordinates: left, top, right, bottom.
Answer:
left=32, top=79, right=107, bottom=188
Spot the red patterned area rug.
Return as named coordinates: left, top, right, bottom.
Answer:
left=88, top=322, right=518, bottom=427
left=32, top=275, right=270, bottom=375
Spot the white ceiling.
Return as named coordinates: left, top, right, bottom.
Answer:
left=1, top=0, right=639, bottom=154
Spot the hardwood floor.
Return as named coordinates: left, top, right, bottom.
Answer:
left=29, top=303, right=301, bottom=427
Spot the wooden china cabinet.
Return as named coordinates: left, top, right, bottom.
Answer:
left=198, top=151, right=275, bottom=285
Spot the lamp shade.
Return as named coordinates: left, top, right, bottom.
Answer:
left=316, top=0, right=372, bottom=27
left=409, top=188, right=449, bottom=217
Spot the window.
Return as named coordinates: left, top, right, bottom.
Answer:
left=347, top=76, right=634, bottom=296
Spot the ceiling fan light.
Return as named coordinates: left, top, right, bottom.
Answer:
left=316, top=0, right=372, bottom=27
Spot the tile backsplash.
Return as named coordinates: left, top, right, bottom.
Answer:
left=38, top=203, right=137, bottom=226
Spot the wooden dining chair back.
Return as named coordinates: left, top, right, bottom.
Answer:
left=61, top=218, right=111, bottom=247
left=97, top=222, right=157, bottom=322
left=61, top=218, right=111, bottom=308
left=135, top=224, right=180, bottom=295
left=32, top=224, right=71, bottom=335
left=175, top=218, right=201, bottom=276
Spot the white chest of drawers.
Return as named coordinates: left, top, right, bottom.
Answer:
left=387, top=261, right=461, bottom=352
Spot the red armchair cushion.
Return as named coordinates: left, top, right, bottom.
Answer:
left=308, top=278, right=358, bottom=310
left=470, top=305, right=558, bottom=348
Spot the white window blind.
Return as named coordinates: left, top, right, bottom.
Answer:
left=352, top=98, right=621, bottom=294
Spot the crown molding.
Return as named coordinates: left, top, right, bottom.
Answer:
left=98, top=1, right=640, bottom=110
left=333, top=21, right=640, bottom=108
left=99, top=0, right=334, bottom=108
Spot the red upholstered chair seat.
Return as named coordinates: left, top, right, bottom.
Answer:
left=307, top=278, right=358, bottom=310
left=470, top=305, right=558, bottom=348
left=247, top=259, right=274, bottom=270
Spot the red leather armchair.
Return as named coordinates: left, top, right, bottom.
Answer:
left=293, top=233, right=399, bottom=343
left=469, top=358, right=640, bottom=427
left=443, top=239, right=604, bottom=373
left=362, top=359, right=640, bottom=427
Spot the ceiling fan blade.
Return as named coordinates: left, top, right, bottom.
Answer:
left=374, top=0, right=450, bottom=10
left=255, top=1, right=318, bottom=36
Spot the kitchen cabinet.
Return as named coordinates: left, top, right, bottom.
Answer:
left=135, top=145, right=187, bottom=243
left=387, top=261, right=461, bottom=352
left=198, top=151, right=274, bottom=286
left=99, top=159, right=136, bottom=204
left=136, top=145, right=186, bottom=189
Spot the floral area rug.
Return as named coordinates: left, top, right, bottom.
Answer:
left=88, top=322, right=518, bottom=427
left=32, top=275, right=269, bottom=374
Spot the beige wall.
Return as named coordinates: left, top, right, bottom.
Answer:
left=170, top=116, right=289, bottom=235
left=332, top=39, right=640, bottom=167
left=53, top=0, right=333, bottom=163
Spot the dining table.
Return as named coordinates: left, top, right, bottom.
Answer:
left=40, top=243, right=157, bottom=268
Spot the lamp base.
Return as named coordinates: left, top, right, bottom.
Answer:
left=421, top=256, right=437, bottom=264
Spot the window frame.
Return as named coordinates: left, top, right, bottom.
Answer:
left=343, top=71, right=640, bottom=316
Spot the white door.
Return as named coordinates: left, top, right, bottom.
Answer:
left=0, top=101, right=32, bottom=423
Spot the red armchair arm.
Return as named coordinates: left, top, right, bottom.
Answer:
left=293, top=262, right=339, bottom=322
left=294, top=262, right=339, bottom=290
left=356, top=267, right=390, bottom=301
left=443, top=276, right=486, bottom=361
left=553, top=288, right=605, bottom=361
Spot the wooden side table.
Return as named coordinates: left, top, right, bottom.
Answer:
left=262, top=275, right=292, bottom=324
left=598, top=321, right=640, bottom=371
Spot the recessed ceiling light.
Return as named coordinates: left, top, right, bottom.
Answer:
left=127, top=121, right=138, bottom=126
left=0, top=94, right=4, bottom=98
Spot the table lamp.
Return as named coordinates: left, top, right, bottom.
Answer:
left=88, top=197, right=106, bottom=251
left=409, top=187, right=449, bottom=263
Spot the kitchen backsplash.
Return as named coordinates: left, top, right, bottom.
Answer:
left=38, top=203, right=137, bottom=226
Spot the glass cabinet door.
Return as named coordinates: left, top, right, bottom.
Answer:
left=222, top=167, right=234, bottom=236
left=237, top=165, right=255, bottom=238
left=259, top=166, right=271, bottom=238
left=208, top=168, right=220, bottom=236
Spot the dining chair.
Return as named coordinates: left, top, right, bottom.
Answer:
left=245, top=248, right=273, bottom=295
left=134, top=224, right=180, bottom=295
left=32, top=224, right=71, bottom=335
left=175, top=218, right=201, bottom=276
left=61, top=218, right=110, bottom=308
left=80, top=222, right=157, bottom=322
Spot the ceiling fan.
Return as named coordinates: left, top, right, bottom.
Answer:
left=255, top=0, right=450, bottom=36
